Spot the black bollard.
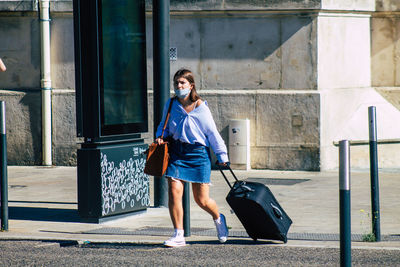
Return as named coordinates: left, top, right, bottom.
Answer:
left=339, top=140, right=351, bottom=267
left=153, top=0, right=170, bottom=207
left=0, top=101, right=8, bottom=231
left=368, top=106, right=381, bottom=242
left=183, top=182, right=191, bottom=237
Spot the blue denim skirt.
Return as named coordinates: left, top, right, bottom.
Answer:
left=165, top=139, right=211, bottom=183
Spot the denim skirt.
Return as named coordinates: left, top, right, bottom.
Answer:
left=165, top=139, right=211, bottom=183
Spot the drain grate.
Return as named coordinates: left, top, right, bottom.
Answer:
left=82, top=227, right=400, bottom=242
left=9, top=185, right=27, bottom=189
left=84, top=227, right=216, bottom=237
left=245, top=178, right=310, bottom=186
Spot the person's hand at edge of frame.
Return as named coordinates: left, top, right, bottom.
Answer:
left=0, top=58, right=6, bottom=72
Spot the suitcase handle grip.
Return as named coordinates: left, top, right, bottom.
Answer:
left=240, top=184, right=254, bottom=193
left=271, top=203, right=283, bottom=219
left=216, top=161, right=239, bottom=189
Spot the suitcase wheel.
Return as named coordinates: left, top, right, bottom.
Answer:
left=249, top=234, right=257, bottom=242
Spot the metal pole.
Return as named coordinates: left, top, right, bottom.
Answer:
left=153, top=0, right=170, bottom=207
left=39, top=0, right=52, bottom=166
left=339, top=140, right=351, bottom=267
left=0, top=101, right=8, bottom=231
left=368, top=106, right=381, bottom=241
left=183, top=182, right=191, bottom=237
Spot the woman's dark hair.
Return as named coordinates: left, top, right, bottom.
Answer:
left=173, top=68, right=201, bottom=102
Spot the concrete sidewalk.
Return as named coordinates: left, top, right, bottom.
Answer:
left=1, top=166, right=399, bottom=250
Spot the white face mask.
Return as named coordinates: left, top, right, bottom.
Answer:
left=174, top=87, right=191, bottom=99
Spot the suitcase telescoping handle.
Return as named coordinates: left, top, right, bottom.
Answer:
left=216, top=161, right=239, bottom=189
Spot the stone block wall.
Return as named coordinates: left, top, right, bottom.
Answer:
left=0, top=9, right=77, bottom=165
left=0, top=0, right=399, bottom=170
left=317, top=7, right=400, bottom=170
left=0, top=14, right=41, bottom=89
left=372, top=1, right=400, bottom=87
left=0, top=1, right=323, bottom=169
left=370, top=0, right=400, bottom=170
left=147, top=15, right=318, bottom=90
left=195, top=91, right=320, bottom=170
left=147, top=11, right=321, bottom=170
left=0, top=90, right=41, bottom=165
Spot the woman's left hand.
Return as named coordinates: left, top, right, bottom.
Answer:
left=155, top=138, right=164, bottom=145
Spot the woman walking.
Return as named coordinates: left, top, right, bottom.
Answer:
left=155, top=68, right=229, bottom=247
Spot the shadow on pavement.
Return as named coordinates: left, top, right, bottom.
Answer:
left=9, top=200, right=77, bottom=205
left=9, top=206, right=80, bottom=223
left=187, top=239, right=281, bottom=245
left=72, top=239, right=280, bottom=249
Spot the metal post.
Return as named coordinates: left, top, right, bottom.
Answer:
left=153, top=0, right=170, bottom=207
left=368, top=106, right=381, bottom=241
left=183, top=182, right=191, bottom=237
left=0, top=101, right=8, bottom=231
left=339, top=140, right=351, bottom=267
left=39, top=0, right=53, bottom=166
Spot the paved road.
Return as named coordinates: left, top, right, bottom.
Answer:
left=0, top=240, right=399, bottom=266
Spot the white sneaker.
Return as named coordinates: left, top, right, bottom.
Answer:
left=214, top=213, right=229, bottom=243
left=164, top=234, right=186, bottom=247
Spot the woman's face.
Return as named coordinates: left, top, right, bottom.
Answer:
left=174, top=77, right=192, bottom=90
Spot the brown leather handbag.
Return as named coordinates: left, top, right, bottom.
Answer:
left=144, top=98, right=174, bottom=176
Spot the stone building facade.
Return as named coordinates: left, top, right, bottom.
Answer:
left=0, top=0, right=399, bottom=170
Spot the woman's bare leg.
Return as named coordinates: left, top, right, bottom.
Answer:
left=168, top=178, right=185, bottom=229
left=192, top=183, right=219, bottom=220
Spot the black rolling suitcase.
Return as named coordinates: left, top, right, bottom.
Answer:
left=219, top=165, right=292, bottom=243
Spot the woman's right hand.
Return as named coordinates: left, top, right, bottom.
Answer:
left=155, top=138, right=164, bottom=145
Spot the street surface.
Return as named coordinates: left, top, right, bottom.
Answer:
left=0, top=240, right=399, bottom=266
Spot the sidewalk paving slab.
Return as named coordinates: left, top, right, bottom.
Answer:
left=1, top=166, right=399, bottom=250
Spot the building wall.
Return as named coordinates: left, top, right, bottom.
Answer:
left=318, top=13, right=372, bottom=170
left=369, top=1, right=400, bottom=170
left=372, top=1, right=400, bottom=87
left=317, top=5, right=400, bottom=170
left=0, top=0, right=399, bottom=170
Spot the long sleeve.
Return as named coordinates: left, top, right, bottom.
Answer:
left=202, top=106, right=229, bottom=163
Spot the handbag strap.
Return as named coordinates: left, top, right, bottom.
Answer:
left=160, top=97, right=175, bottom=139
